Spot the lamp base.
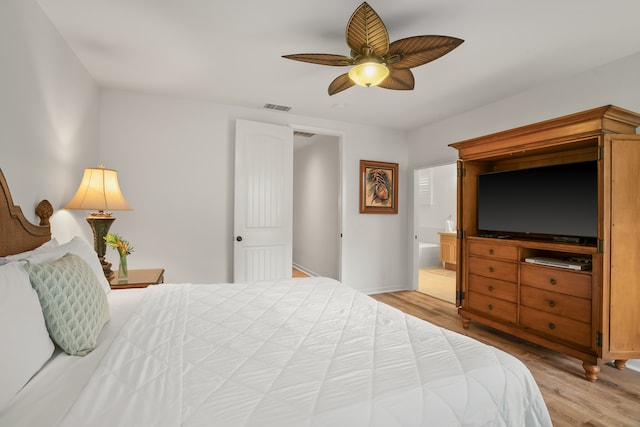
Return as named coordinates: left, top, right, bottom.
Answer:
left=85, top=215, right=116, bottom=280
left=99, top=256, right=115, bottom=281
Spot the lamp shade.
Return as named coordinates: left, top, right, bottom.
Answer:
left=65, top=166, right=132, bottom=212
left=348, top=60, right=390, bottom=87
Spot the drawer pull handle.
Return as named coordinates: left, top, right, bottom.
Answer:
left=488, top=304, right=494, bottom=310
left=488, top=285, right=494, bottom=292
left=549, top=300, right=556, bottom=308
left=550, top=278, right=557, bottom=285
left=549, top=322, right=556, bottom=330
left=489, top=267, right=495, bottom=273
left=489, top=249, right=494, bottom=255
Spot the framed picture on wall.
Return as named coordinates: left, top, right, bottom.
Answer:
left=359, top=160, right=398, bottom=214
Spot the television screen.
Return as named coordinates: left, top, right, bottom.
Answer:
left=477, top=161, right=598, bottom=240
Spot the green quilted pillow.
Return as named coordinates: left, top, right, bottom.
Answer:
left=25, top=253, right=110, bottom=356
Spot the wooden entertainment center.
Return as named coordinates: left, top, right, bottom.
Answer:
left=450, top=105, right=640, bottom=381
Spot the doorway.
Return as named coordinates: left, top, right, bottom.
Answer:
left=414, top=163, right=457, bottom=303
left=292, top=131, right=341, bottom=280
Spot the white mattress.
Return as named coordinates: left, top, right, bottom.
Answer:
left=58, top=278, right=551, bottom=426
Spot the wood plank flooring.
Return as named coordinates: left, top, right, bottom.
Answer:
left=292, top=267, right=309, bottom=278
left=371, top=291, right=640, bottom=427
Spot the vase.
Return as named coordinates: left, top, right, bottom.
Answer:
left=118, top=254, right=128, bottom=282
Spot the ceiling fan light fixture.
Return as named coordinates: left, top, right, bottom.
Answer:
left=283, top=2, right=464, bottom=95
left=348, top=60, right=389, bottom=87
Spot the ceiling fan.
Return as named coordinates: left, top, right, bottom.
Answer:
left=283, top=2, right=464, bottom=95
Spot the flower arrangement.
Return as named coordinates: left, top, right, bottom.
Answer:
left=105, top=233, right=133, bottom=280
left=104, top=233, right=134, bottom=257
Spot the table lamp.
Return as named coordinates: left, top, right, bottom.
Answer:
left=65, top=165, right=132, bottom=280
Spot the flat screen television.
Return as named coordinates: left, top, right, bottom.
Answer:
left=477, top=161, right=598, bottom=243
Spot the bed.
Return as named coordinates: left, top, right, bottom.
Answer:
left=0, top=169, right=552, bottom=426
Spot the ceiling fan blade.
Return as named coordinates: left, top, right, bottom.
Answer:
left=386, top=35, right=464, bottom=69
left=346, top=2, right=389, bottom=57
left=282, top=53, right=354, bottom=66
left=377, top=68, right=415, bottom=91
left=328, top=73, right=355, bottom=95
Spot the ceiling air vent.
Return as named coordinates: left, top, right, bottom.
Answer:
left=263, top=103, right=292, bottom=112
left=294, top=131, right=315, bottom=137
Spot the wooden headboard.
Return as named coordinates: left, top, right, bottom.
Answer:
left=0, top=169, right=53, bottom=257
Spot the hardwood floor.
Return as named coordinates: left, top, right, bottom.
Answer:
left=371, top=291, right=640, bottom=427
left=292, top=267, right=310, bottom=278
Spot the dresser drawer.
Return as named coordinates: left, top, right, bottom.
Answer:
left=521, top=285, right=591, bottom=323
left=467, top=292, right=517, bottom=324
left=520, top=263, right=591, bottom=299
left=468, top=274, right=517, bottom=303
left=468, top=241, right=518, bottom=260
left=468, top=257, right=518, bottom=282
left=520, top=306, right=591, bottom=348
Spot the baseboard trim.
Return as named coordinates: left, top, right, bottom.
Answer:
left=365, top=285, right=410, bottom=295
left=626, top=359, right=640, bottom=372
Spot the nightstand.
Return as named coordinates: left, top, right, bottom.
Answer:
left=110, top=268, right=165, bottom=289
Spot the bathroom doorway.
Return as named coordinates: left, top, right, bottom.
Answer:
left=414, top=163, right=457, bottom=303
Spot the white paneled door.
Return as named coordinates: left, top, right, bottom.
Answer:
left=234, top=119, right=293, bottom=282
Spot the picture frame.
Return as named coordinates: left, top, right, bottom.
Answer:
left=359, top=160, right=398, bottom=214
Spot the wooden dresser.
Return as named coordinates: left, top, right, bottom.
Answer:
left=450, top=105, right=640, bottom=381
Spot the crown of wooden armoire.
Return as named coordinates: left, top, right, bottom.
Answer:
left=450, top=105, right=640, bottom=381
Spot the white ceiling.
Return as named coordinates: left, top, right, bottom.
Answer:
left=35, top=0, right=640, bottom=132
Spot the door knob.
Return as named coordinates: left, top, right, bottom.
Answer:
left=236, top=236, right=243, bottom=242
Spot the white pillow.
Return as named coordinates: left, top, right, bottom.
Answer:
left=0, top=262, right=55, bottom=411
left=0, top=238, right=58, bottom=266
left=21, top=237, right=111, bottom=295
left=25, top=253, right=110, bottom=356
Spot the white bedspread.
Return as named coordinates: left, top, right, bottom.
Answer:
left=1, top=288, right=147, bottom=427
left=62, top=278, right=552, bottom=426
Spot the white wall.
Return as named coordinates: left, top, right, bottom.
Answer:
left=407, top=52, right=640, bottom=168
left=10, top=0, right=639, bottom=297
left=99, top=89, right=409, bottom=293
left=293, top=134, right=340, bottom=279
left=2, top=0, right=410, bottom=294
left=407, top=51, right=640, bottom=289
left=0, top=0, right=100, bottom=244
